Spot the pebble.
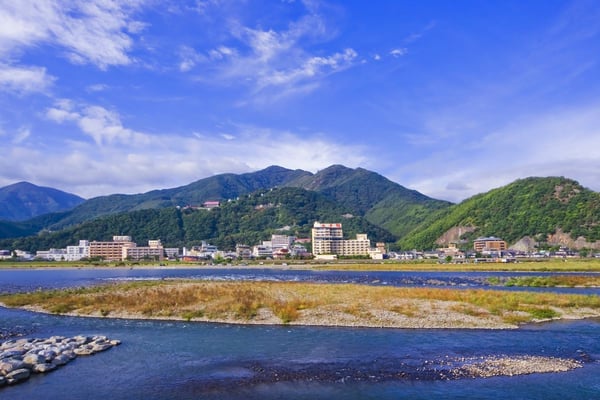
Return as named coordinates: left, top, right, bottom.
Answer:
left=0, top=335, right=120, bottom=387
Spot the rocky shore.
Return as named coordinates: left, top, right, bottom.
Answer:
left=0, top=335, right=120, bottom=387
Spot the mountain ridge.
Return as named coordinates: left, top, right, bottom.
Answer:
left=0, top=181, right=85, bottom=222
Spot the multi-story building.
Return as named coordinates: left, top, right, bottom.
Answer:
left=89, top=236, right=136, bottom=261
left=311, top=222, right=370, bottom=257
left=271, top=234, right=295, bottom=251
left=473, top=237, right=507, bottom=253
left=66, top=240, right=90, bottom=261
left=123, top=240, right=164, bottom=261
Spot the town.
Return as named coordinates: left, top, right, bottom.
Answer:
left=0, top=222, right=593, bottom=264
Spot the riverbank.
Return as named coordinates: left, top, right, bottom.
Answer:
left=2, top=258, right=600, bottom=272
left=2, top=280, right=600, bottom=329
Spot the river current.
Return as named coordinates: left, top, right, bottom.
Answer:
left=1, top=268, right=599, bottom=399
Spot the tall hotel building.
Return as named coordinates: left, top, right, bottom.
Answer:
left=311, top=222, right=370, bottom=257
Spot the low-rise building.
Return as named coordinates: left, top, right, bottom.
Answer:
left=123, top=239, right=164, bottom=261
left=90, top=236, right=136, bottom=261
left=473, top=237, right=507, bottom=253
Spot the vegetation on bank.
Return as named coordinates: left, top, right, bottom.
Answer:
left=2, top=280, right=599, bottom=328
left=488, top=275, right=600, bottom=287
left=2, top=258, right=600, bottom=272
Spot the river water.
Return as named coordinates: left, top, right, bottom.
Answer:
left=1, top=268, right=599, bottom=399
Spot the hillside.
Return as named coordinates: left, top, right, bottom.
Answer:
left=37, top=166, right=312, bottom=230
left=0, top=182, right=84, bottom=221
left=398, top=177, right=600, bottom=250
left=0, top=187, right=395, bottom=252
left=286, top=165, right=451, bottom=238
left=1, top=165, right=446, bottom=243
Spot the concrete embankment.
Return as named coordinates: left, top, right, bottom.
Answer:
left=0, top=335, right=120, bottom=387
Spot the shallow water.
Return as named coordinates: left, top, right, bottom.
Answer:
left=1, top=269, right=600, bottom=399
left=1, top=268, right=600, bottom=295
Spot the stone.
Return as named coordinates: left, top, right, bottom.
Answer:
left=52, top=354, right=71, bottom=366
left=23, top=353, right=46, bottom=366
left=0, top=359, right=26, bottom=374
left=33, top=363, right=57, bottom=373
left=6, top=368, right=30, bottom=384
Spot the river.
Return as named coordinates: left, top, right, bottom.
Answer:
left=1, top=268, right=599, bottom=399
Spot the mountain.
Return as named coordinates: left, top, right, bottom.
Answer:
left=0, top=187, right=396, bottom=252
left=0, top=182, right=85, bottom=221
left=286, top=165, right=452, bottom=238
left=41, top=166, right=312, bottom=230
left=3, top=165, right=445, bottom=240
left=398, top=177, right=600, bottom=250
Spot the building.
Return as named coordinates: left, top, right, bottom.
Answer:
left=311, top=222, right=343, bottom=255
left=473, top=237, right=507, bottom=253
left=123, top=239, right=164, bottom=261
left=311, top=222, right=370, bottom=257
left=271, top=234, right=295, bottom=251
left=36, top=248, right=66, bottom=261
left=89, top=236, right=136, bottom=261
left=66, top=240, right=90, bottom=261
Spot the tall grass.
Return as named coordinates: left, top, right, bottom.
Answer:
left=2, top=280, right=599, bottom=326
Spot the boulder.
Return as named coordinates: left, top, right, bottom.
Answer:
left=52, top=354, right=71, bottom=366
left=23, top=353, right=46, bottom=367
left=33, top=363, right=57, bottom=373
left=6, top=368, right=30, bottom=384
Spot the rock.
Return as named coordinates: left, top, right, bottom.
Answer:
left=6, top=368, right=30, bottom=384
left=0, top=334, right=120, bottom=387
left=23, top=353, right=46, bottom=366
left=33, top=363, right=57, bottom=373
left=0, top=359, right=26, bottom=373
left=52, top=354, right=71, bottom=366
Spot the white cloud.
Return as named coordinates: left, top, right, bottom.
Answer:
left=0, top=0, right=147, bottom=69
left=86, top=83, right=108, bottom=92
left=0, top=64, right=54, bottom=94
left=184, top=4, right=359, bottom=100
left=389, top=48, right=407, bottom=58
left=390, top=103, right=600, bottom=202
left=23, top=100, right=373, bottom=197
left=11, top=126, right=31, bottom=144
left=46, top=100, right=151, bottom=146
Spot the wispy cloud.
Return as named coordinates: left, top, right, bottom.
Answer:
left=179, top=2, right=359, bottom=100
left=0, top=64, right=54, bottom=94
left=46, top=99, right=151, bottom=146
left=0, top=0, right=147, bottom=69
left=389, top=48, right=407, bottom=58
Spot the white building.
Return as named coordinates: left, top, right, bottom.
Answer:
left=65, top=240, right=90, bottom=261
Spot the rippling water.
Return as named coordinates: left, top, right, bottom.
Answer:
left=1, top=268, right=600, bottom=399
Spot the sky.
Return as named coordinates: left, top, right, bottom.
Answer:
left=1, top=0, right=599, bottom=203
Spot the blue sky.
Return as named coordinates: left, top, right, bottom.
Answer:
left=1, top=0, right=599, bottom=202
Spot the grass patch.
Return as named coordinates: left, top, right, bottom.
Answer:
left=2, top=280, right=600, bottom=327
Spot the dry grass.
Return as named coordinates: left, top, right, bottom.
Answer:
left=2, top=280, right=600, bottom=328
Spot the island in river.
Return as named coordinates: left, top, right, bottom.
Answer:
left=2, top=279, right=600, bottom=329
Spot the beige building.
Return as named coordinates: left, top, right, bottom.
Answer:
left=89, top=236, right=164, bottom=261
left=473, top=237, right=507, bottom=253
left=311, top=222, right=370, bottom=256
left=89, top=236, right=136, bottom=261
left=123, top=239, right=164, bottom=261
